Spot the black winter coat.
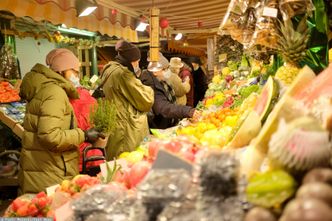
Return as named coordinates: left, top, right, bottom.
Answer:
left=192, top=67, right=208, bottom=107
left=140, top=70, right=195, bottom=129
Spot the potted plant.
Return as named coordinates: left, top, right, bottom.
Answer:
left=90, top=98, right=117, bottom=147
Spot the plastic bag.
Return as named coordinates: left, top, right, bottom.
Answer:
left=279, top=0, right=315, bottom=20
left=219, top=0, right=249, bottom=37
left=71, top=184, right=127, bottom=220
left=137, top=169, right=192, bottom=221
left=137, top=169, right=192, bottom=203
left=250, top=0, right=279, bottom=49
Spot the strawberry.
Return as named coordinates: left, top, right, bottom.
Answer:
left=11, top=198, right=26, bottom=212
left=27, top=203, right=38, bottom=216
left=36, top=191, right=47, bottom=198
left=35, top=197, right=49, bottom=209
left=16, top=204, right=29, bottom=217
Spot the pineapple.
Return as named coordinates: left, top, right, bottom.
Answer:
left=275, top=16, right=310, bottom=86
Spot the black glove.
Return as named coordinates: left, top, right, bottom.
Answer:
left=84, top=128, right=105, bottom=143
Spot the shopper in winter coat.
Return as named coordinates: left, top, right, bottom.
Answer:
left=19, top=48, right=103, bottom=194
left=101, top=40, right=154, bottom=160
left=140, top=54, right=199, bottom=129
left=167, top=57, right=190, bottom=105
left=179, top=62, right=194, bottom=107
left=189, top=57, right=208, bottom=107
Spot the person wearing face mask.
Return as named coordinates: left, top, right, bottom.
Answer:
left=189, top=57, right=208, bottom=107
left=140, top=53, right=200, bottom=129
left=100, top=40, right=154, bottom=160
left=167, top=57, right=191, bottom=106
left=19, top=48, right=104, bottom=194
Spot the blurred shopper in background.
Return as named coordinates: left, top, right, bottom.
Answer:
left=189, top=57, right=208, bottom=107
left=140, top=53, right=200, bottom=129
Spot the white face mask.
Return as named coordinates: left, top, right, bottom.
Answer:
left=163, top=69, right=172, bottom=79
left=134, top=66, right=141, bottom=76
left=193, top=64, right=199, bottom=71
left=69, top=74, right=81, bottom=88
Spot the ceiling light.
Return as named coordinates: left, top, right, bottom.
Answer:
left=58, top=26, right=96, bottom=37
left=75, top=0, right=97, bottom=17
left=136, top=22, right=149, bottom=32
left=175, top=33, right=183, bottom=41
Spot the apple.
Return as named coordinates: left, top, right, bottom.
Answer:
left=148, top=141, right=160, bottom=161
left=119, top=152, right=130, bottom=159
left=125, top=151, right=144, bottom=164
left=128, top=161, right=151, bottom=188
left=164, top=141, right=182, bottom=153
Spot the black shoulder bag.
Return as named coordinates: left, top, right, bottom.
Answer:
left=92, top=63, right=116, bottom=99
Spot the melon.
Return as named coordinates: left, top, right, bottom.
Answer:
left=227, top=77, right=278, bottom=148
left=240, top=66, right=316, bottom=177
left=228, top=110, right=261, bottom=148
left=254, top=76, right=279, bottom=123
left=295, top=63, right=332, bottom=106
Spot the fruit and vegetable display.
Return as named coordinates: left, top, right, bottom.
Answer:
left=0, top=101, right=26, bottom=124
left=0, top=81, right=20, bottom=103
left=4, top=0, right=332, bottom=220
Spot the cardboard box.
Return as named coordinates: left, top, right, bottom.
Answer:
left=12, top=123, right=24, bottom=139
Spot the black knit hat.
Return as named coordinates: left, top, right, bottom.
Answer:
left=116, top=40, right=141, bottom=62
left=188, top=56, right=202, bottom=65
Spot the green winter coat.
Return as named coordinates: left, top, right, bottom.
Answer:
left=101, top=61, right=154, bottom=160
left=19, top=64, right=85, bottom=194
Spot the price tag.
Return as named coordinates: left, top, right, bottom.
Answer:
left=89, top=75, right=99, bottom=84
left=263, top=7, right=278, bottom=18
left=151, top=149, right=193, bottom=173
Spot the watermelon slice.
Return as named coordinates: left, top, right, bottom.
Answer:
left=253, top=76, right=279, bottom=123
left=295, top=63, right=332, bottom=106
left=240, top=66, right=316, bottom=177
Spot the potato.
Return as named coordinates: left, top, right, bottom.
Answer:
left=244, top=207, right=277, bottom=221
left=280, top=198, right=332, bottom=221
left=296, top=182, right=332, bottom=207
left=303, top=168, right=332, bottom=186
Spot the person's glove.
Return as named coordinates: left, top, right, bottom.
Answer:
left=84, top=128, right=105, bottom=143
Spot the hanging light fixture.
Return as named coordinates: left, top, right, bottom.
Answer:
left=75, top=0, right=97, bottom=17
left=136, top=22, right=149, bottom=32
left=147, top=7, right=162, bottom=72
left=175, top=33, right=183, bottom=41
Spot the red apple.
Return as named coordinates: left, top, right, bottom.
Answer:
left=148, top=141, right=160, bottom=161
left=16, top=203, right=29, bottom=217
left=128, top=161, right=151, bottom=188
left=164, top=141, right=182, bottom=153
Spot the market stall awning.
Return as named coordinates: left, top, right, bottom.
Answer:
left=0, top=0, right=138, bottom=42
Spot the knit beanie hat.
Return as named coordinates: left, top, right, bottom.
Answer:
left=46, top=48, right=80, bottom=72
left=116, top=40, right=141, bottom=62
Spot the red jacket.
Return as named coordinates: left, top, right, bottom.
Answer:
left=70, top=87, right=103, bottom=172
left=179, top=68, right=194, bottom=107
